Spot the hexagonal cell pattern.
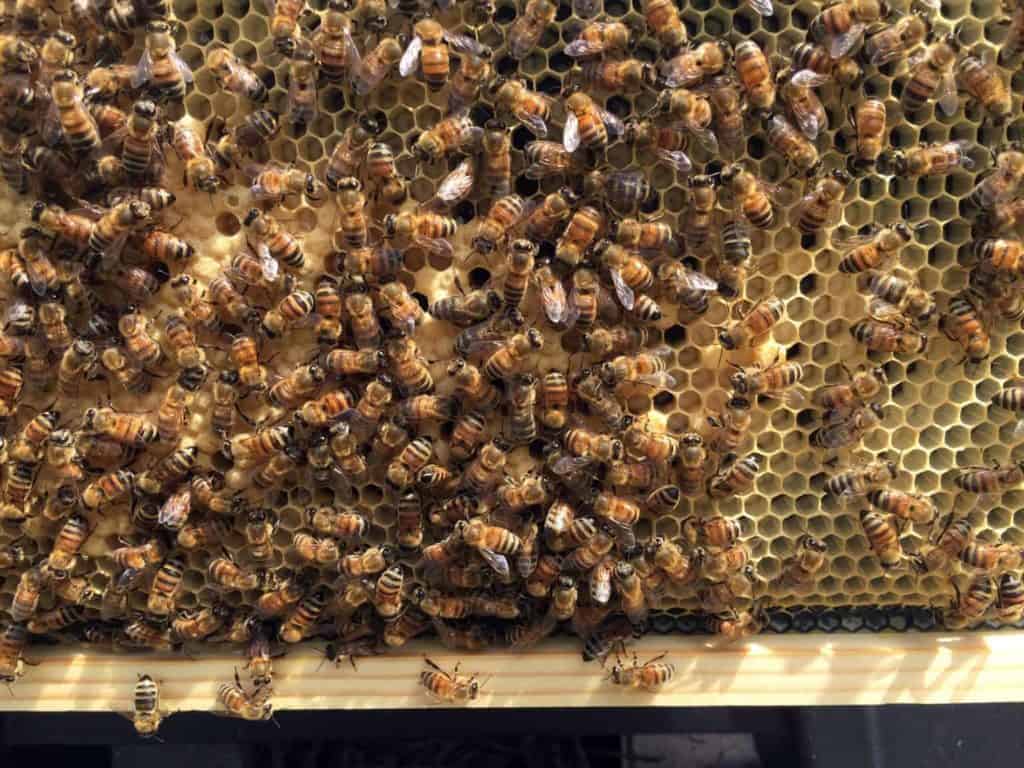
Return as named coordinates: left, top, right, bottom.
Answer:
left=0, top=0, right=1021, bottom=657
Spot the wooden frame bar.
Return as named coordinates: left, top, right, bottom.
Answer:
left=3, top=632, right=1021, bottom=712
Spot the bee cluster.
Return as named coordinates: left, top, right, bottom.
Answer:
left=0, top=0, right=1023, bottom=718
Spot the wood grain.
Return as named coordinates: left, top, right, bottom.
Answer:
left=2, top=632, right=1020, bottom=712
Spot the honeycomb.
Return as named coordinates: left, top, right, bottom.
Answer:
left=1, top=0, right=1024, bottom=687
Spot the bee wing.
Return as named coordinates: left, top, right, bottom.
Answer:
left=42, top=100, right=64, bottom=148
left=563, top=292, right=581, bottom=330
left=655, top=148, right=693, bottom=173
left=513, top=105, right=548, bottom=138
left=598, top=107, right=625, bottom=138
left=590, top=565, right=612, bottom=604
left=158, top=491, right=191, bottom=529
left=552, top=454, right=596, bottom=475
left=791, top=102, right=822, bottom=140
left=831, top=229, right=877, bottom=249
left=563, top=110, right=581, bottom=152
left=171, top=51, right=195, bottom=84
left=829, top=23, right=864, bottom=59
left=343, top=27, right=362, bottom=72
left=443, top=31, right=486, bottom=57
left=748, top=0, right=774, bottom=15
left=435, top=157, right=476, bottom=205
left=23, top=257, right=52, bottom=297
left=399, top=35, right=422, bottom=78
left=937, top=72, right=960, bottom=116
left=413, top=233, right=454, bottom=258
left=478, top=547, right=510, bottom=578
left=790, top=69, right=831, bottom=88
left=464, top=338, right=507, bottom=358
left=688, top=125, right=719, bottom=155
left=131, top=49, right=154, bottom=88
left=870, top=41, right=910, bottom=67
left=868, top=297, right=908, bottom=325
left=540, top=276, right=570, bottom=324
left=1012, top=419, right=1024, bottom=440
left=675, top=267, right=719, bottom=291
left=564, top=38, right=609, bottom=58
left=659, top=54, right=703, bottom=88
left=633, top=371, right=679, bottom=388
left=609, top=268, right=635, bottom=310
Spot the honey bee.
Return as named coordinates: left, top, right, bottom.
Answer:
left=245, top=208, right=304, bottom=273
left=420, top=657, right=485, bottom=704
left=643, top=0, right=687, bottom=53
left=776, top=534, right=829, bottom=588
left=382, top=335, right=430, bottom=397
left=957, top=540, right=1023, bottom=573
left=84, top=407, right=159, bottom=446
left=622, top=118, right=693, bottom=174
left=718, top=297, right=784, bottom=351
left=267, top=0, right=305, bottom=53
left=525, top=188, right=575, bottom=242
left=449, top=49, right=492, bottom=112
left=796, top=170, right=851, bottom=233
left=811, top=0, right=889, bottom=59
left=364, top=141, right=408, bottom=208
left=708, top=454, right=761, bottom=498
left=958, top=48, right=1011, bottom=123
left=564, top=20, right=632, bottom=59
left=0, top=132, right=27, bottom=194
left=523, top=141, right=581, bottom=182
left=474, top=328, right=543, bottom=381
left=132, top=21, right=193, bottom=103
left=250, top=163, right=322, bottom=207
left=998, top=573, right=1024, bottom=621
left=447, top=409, right=486, bottom=462
left=0, top=623, right=30, bottom=687
left=323, top=115, right=380, bottom=189
left=888, top=140, right=977, bottom=180
left=371, top=565, right=404, bottom=618
left=48, top=70, right=100, bottom=157
left=383, top=211, right=457, bottom=258
left=207, top=46, right=266, bottom=102
left=732, top=40, right=775, bottom=114
left=411, top=111, right=483, bottom=163
left=261, top=289, right=315, bottom=338
left=809, top=402, right=885, bottom=450
left=956, top=461, right=1024, bottom=493
left=939, top=292, right=990, bottom=365
left=209, top=554, right=262, bottom=591
left=606, top=651, right=674, bottom=692
left=385, top=435, right=433, bottom=489
left=761, top=114, right=820, bottom=176
left=308, top=0, right=359, bottom=84
left=354, top=36, right=404, bottom=96
left=169, top=122, right=220, bottom=193
left=579, top=57, right=657, bottom=94
left=267, top=363, right=324, bottom=409
left=11, top=565, right=47, bottom=621
left=455, top=195, right=520, bottom=256
left=858, top=269, right=936, bottom=326
left=146, top=554, right=185, bottom=617
left=563, top=91, right=624, bottom=153
left=708, top=605, right=766, bottom=642
left=676, top=433, right=708, bottom=497
left=177, top=516, right=231, bottom=551
left=944, top=575, right=996, bottom=629
left=325, top=347, right=382, bottom=379
left=219, top=670, right=273, bottom=720
left=399, top=18, right=488, bottom=91
left=225, top=425, right=292, bottom=464
left=970, top=147, right=1024, bottom=213
left=283, top=47, right=317, bottom=129
left=721, top=163, right=777, bottom=229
